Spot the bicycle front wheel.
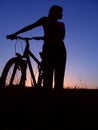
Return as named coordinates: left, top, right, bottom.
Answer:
left=1, top=57, right=26, bottom=88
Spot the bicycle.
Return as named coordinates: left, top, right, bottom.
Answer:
left=1, top=36, right=44, bottom=88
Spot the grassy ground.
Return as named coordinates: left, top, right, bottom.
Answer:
left=1, top=86, right=98, bottom=129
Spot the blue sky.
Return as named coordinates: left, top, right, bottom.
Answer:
left=0, top=0, right=98, bottom=88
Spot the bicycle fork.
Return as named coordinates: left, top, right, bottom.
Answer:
left=15, top=53, right=27, bottom=86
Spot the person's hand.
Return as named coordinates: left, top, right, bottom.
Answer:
left=6, top=34, right=17, bottom=40
left=33, top=36, right=45, bottom=40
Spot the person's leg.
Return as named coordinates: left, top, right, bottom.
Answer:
left=54, top=61, right=65, bottom=90
left=43, top=63, right=53, bottom=90
left=41, top=45, right=54, bottom=90
left=54, top=47, right=67, bottom=90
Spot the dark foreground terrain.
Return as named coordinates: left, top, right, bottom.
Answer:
left=0, top=86, right=98, bottom=129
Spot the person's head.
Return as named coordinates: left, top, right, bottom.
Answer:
left=48, top=5, right=63, bottom=20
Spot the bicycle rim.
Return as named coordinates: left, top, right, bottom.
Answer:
left=1, top=58, right=23, bottom=87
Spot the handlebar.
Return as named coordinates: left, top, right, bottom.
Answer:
left=9, top=36, right=44, bottom=41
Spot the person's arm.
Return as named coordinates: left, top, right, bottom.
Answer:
left=14, top=18, right=44, bottom=35
left=6, top=17, right=46, bottom=40
left=60, top=22, right=65, bottom=40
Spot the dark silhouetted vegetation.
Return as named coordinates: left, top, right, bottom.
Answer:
left=0, top=85, right=98, bottom=129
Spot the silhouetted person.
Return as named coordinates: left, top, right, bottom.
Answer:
left=6, top=5, right=67, bottom=90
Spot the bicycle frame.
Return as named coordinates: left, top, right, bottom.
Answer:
left=16, top=37, right=43, bottom=87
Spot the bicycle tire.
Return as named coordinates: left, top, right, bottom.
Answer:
left=1, top=57, right=26, bottom=88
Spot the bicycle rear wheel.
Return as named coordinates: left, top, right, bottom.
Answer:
left=1, top=57, right=26, bottom=88
left=37, top=65, right=43, bottom=87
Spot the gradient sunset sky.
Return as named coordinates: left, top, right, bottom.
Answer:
left=0, top=0, right=98, bottom=89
